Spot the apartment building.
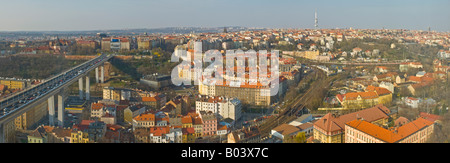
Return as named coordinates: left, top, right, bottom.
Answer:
left=0, top=78, right=29, bottom=90
left=345, top=117, right=434, bottom=143
left=195, top=95, right=242, bottom=121
left=199, top=111, right=218, bottom=136
left=199, top=80, right=276, bottom=107
left=336, top=86, right=392, bottom=110
left=132, top=113, right=156, bottom=130
left=313, top=104, right=391, bottom=143
left=101, top=37, right=131, bottom=51
left=103, top=87, right=131, bottom=101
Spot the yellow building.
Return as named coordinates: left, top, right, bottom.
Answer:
left=132, top=113, right=155, bottom=129
left=304, top=50, right=320, bottom=60
left=340, top=91, right=378, bottom=110
left=137, top=37, right=151, bottom=50
left=70, top=130, right=89, bottom=143
left=181, top=116, right=193, bottom=128
left=102, top=87, right=131, bottom=101
left=0, top=79, right=28, bottom=90
left=14, top=102, right=48, bottom=130
left=103, top=87, right=122, bottom=101
left=123, top=104, right=146, bottom=123
left=193, top=117, right=203, bottom=137
left=199, top=81, right=272, bottom=107
left=291, top=50, right=320, bottom=60
left=101, top=38, right=111, bottom=51
left=182, top=128, right=196, bottom=143
left=313, top=104, right=391, bottom=143
left=123, top=109, right=133, bottom=124
left=77, top=40, right=98, bottom=49
left=345, top=117, right=434, bottom=143
left=337, top=86, right=392, bottom=110
left=70, top=120, right=98, bottom=143
left=366, top=85, right=393, bottom=106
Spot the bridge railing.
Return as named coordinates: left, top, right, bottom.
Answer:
left=0, top=54, right=108, bottom=107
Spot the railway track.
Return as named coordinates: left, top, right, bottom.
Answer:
left=259, top=68, right=338, bottom=136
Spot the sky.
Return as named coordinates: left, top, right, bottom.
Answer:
left=0, top=0, right=449, bottom=32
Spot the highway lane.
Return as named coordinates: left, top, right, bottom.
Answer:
left=0, top=54, right=113, bottom=123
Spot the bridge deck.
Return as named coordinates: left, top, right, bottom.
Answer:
left=0, top=54, right=114, bottom=125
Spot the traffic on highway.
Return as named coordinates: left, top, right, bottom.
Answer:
left=0, top=54, right=112, bottom=118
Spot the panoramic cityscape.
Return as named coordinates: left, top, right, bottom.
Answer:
left=0, top=0, right=449, bottom=154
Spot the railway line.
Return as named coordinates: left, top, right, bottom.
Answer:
left=259, top=67, right=339, bottom=136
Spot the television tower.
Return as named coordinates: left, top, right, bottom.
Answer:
left=314, top=10, right=318, bottom=29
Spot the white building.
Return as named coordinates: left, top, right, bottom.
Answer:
left=195, top=95, right=242, bottom=121
left=103, top=87, right=132, bottom=101
left=166, top=128, right=183, bottom=143
left=379, top=82, right=394, bottom=94
left=404, top=97, right=420, bottom=108
left=90, top=102, right=116, bottom=118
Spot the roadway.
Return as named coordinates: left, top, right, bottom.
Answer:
left=0, top=53, right=114, bottom=125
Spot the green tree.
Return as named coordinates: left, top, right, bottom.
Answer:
left=293, top=132, right=307, bottom=143
left=283, top=132, right=306, bottom=143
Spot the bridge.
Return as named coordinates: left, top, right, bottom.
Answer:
left=0, top=53, right=114, bottom=142
left=309, top=61, right=402, bottom=66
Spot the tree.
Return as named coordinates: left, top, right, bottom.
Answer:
left=433, top=106, right=440, bottom=115
left=186, top=134, right=196, bottom=143
left=283, top=132, right=306, bottom=143
left=293, top=132, right=307, bottom=143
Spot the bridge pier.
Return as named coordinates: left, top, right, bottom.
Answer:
left=0, top=124, right=4, bottom=143
left=95, top=67, right=99, bottom=83
left=57, top=92, right=64, bottom=127
left=0, top=54, right=113, bottom=141
left=48, top=95, right=55, bottom=126
left=100, top=65, right=104, bottom=83
left=78, top=78, right=83, bottom=100
left=86, top=76, right=90, bottom=101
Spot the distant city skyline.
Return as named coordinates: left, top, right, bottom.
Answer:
left=0, top=0, right=449, bottom=32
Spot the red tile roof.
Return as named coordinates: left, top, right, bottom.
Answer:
left=344, top=91, right=379, bottom=100
left=366, top=85, right=392, bottom=96
left=181, top=116, right=192, bottom=124
left=314, top=104, right=390, bottom=134
left=142, top=96, right=157, bottom=102
left=91, top=103, right=104, bottom=110
left=346, top=117, right=434, bottom=143
left=419, top=112, right=442, bottom=122
left=134, top=113, right=155, bottom=121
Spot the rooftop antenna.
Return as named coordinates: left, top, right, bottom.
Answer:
left=314, top=9, right=319, bottom=29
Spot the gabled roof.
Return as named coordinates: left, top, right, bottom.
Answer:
left=182, top=127, right=195, bottom=135
left=150, top=127, right=171, bottom=136
left=346, top=117, right=434, bottom=143
left=181, top=116, right=193, bottom=124
left=419, top=112, right=442, bottom=122
left=134, top=113, right=155, bottom=121
left=344, top=91, right=379, bottom=100
left=142, top=96, right=158, bottom=102
left=218, top=125, right=228, bottom=131
left=91, top=103, right=104, bottom=110
left=314, top=104, right=390, bottom=134
left=366, top=85, right=392, bottom=96
left=272, top=124, right=300, bottom=136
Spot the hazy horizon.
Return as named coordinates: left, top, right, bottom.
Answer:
left=0, top=26, right=446, bottom=33
left=0, top=0, right=449, bottom=32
